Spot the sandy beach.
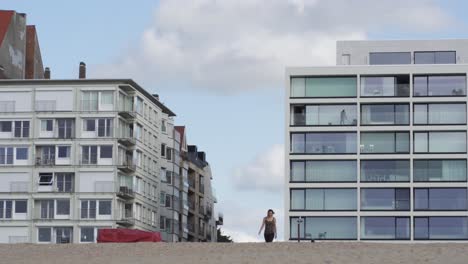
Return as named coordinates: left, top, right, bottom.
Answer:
left=1, top=242, right=468, bottom=264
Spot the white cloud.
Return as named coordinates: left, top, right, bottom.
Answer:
left=232, top=144, right=284, bottom=192
left=90, top=0, right=451, bottom=93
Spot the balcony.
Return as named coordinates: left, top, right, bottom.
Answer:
left=118, top=159, right=136, bottom=173
left=35, top=157, right=55, bottom=166
left=117, top=186, right=135, bottom=199
left=116, top=209, right=134, bottom=227
left=117, top=128, right=136, bottom=147
left=118, top=99, right=136, bottom=120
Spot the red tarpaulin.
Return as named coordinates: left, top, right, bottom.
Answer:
left=97, top=229, right=162, bottom=243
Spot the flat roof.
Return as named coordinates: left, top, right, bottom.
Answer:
left=0, top=78, right=176, bottom=116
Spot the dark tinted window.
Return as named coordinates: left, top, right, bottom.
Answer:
left=415, top=51, right=456, bottom=64
left=369, top=52, right=411, bottom=65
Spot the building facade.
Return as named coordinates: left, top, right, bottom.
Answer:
left=0, top=79, right=178, bottom=243
left=285, top=40, right=468, bottom=241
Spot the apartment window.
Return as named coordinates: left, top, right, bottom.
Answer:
left=290, top=160, right=356, bottom=182
left=291, top=132, right=357, bottom=154
left=100, top=91, right=114, bottom=105
left=82, top=146, right=98, bottom=164
left=56, top=173, right=73, bottom=192
left=161, top=144, right=166, bottom=157
left=15, top=200, right=27, bottom=213
left=160, top=192, right=166, bottom=206
left=360, top=132, right=409, bottom=154
left=414, top=51, right=456, bottom=64
left=360, top=160, right=410, bottom=182
left=0, top=200, right=12, bottom=219
left=136, top=124, right=143, bottom=140
left=414, top=75, right=466, bottom=96
left=39, top=173, right=53, bottom=186
left=165, top=194, right=171, bottom=208
left=290, top=77, right=357, bottom=98
left=55, top=227, right=72, bottom=244
left=0, top=147, right=13, bottom=165
left=82, top=91, right=98, bottom=110
left=361, top=104, right=409, bottom=125
left=166, top=148, right=172, bottom=160
left=57, top=119, right=74, bottom=139
left=414, top=103, right=466, bottom=125
left=38, top=227, right=51, bottom=242
left=100, top=146, right=113, bottom=159
left=136, top=97, right=143, bottom=114
left=80, top=227, right=94, bottom=242
left=41, top=120, right=53, bottom=132
left=290, top=104, right=357, bottom=126
left=415, top=217, right=468, bottom=240
left=369, top=52, right=411, bottom=65
left=290, top=188, right=357, bottom=211
left=161, top=120, right=167, bottom=132
left=98, top=201, right=112, bottom=215
left=290, top=217, right=357, bottom=240
left=414, top=160, right=467, bottom=182
left=0, top=121, right=12, bottom=132
left=57, top=146, right=70, bottom=158
left=361, top=188, right=410, bottom=211
left=81, top=200, right=97, bottom=219
left=361, top=217, right=410, bottom=240
left=160, top=216, right=166, bottom=229
left=415, top=188, right=467, bottom=210
left=56, top=200, right=70, bottom=215
left=414, top=131, right=466, bottom=153
left=40, top=200, right=54, bottom=219
left=84, top=119, right=95, bottom=131
left=16, top=148, right=28, bottom=160
left=14, top=121, right=29, bottom=138
left=360, top=76, right=410, bottom=97
left=98, top=119, right=113, bottom=137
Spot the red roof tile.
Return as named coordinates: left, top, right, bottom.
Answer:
left=0, top=11, right=14, bottom=46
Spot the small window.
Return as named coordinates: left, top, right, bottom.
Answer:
left=80, top=227, right=94, bottom=242
left=57, top=146, right=71, bottom=158
left=56, top=200, right=70, bottom=215
left=0, top=121, right=12, bottom=132
left=415, top=51, right=456, bottom=64
left=161, top=120, right=167, bottom=132
left=100, top=146, right=113, bottom=158
left=99, top=201, right=111, bottom=215
left=15, top=200, right=27, bottom=213
left=160, top=192, right=166, bottom=206
left=16, top=148, right=28, bottom=160
left=161, top=144, right=166, bottom=157
left=84, top=119, right=96, bottom=132
left=39, top=173, right=53, bottom=186
left=41, top=120, right=53, bottom=132
left=38, top=227, right=51, bottom=242
left=369, top=52, right=411, bottom=65
left=160, top=216, right=166, bottom=229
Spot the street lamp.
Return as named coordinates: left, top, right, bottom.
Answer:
left=297, top=217, right=303, bottom=242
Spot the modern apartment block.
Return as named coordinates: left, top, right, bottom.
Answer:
left=285, top=40, right=468, bottom=241
left=0, top=78, right=180, bottom=243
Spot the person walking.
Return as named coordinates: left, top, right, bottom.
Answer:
left=258, top=209, right=277, bottom=242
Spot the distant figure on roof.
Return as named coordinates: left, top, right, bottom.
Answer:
left=258, top=209, right=277, bottom=242
left=340, top=109, right=348, bottom=125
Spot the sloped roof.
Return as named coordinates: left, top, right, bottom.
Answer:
left=0, top=10, right=14, bottom=47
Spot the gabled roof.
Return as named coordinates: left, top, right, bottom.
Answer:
left=0, top=10, right=14, bottom=46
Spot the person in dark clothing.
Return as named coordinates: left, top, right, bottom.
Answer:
left=258, top=209, right=277, bottom=242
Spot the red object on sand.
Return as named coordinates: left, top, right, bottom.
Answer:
left=97, top=229, right=162, bottom=243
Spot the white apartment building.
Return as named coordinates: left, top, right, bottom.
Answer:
left=0, top=79, right=176, bottom=243
left=285, top=40, right=468, bottom=241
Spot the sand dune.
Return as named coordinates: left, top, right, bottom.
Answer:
left=1, top=242, right=468, bottom=264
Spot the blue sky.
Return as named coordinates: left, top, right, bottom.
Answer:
left=3, top=0, right=468, bottom=241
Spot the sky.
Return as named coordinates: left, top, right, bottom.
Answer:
left=3, top=0, right=468, bottom=242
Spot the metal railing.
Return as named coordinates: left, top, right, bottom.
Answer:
left=35, top=100, right=56, bottom=111
left=10, top=181, right=28, bottom=192
left=81, top=100, right=99, bottom=111
left=35, top=157, right=55, bottom=166
left=0, top=101, right=15, bottom=112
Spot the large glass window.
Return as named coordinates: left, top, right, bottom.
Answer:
left=361, top=76, right=410, bottom=97
left=360, top=160, right=410, bottom=182
left=414, top=51, right=456, bottom=64
left=290, top=160, right=357, bottom=182
left=361, top=217, right=410, bottom=240
left=360, top=132, right=409, bottom=154
left=361, top=188, right=410, bottom=211
left=290, top=105, right=357, bottom=126
left=290, top=217, right=357, bottom=240
left=414, top=103, right=466, bottom=125
left=414, top=132, right=466, bottom=153
left=290, top=77, right=357, bottom=98
left=415, top=217, right=468, bottom=240
left=414, top=188, right=467, bottom=210
left=414, top=160, right=467, bottom=182
left=361, top=104, right=409, bottom=125
left=290, top=189, right=357, bottom=211
left=291, top=133, right=357, bottom=154
left=369, top=52, right=411, bottom=65
left=414, top=75, right=466, bottom=97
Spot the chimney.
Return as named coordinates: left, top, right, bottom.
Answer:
left=152, top=94, right=159, bottom=100
left=44, top=67, right=51, bottom=79
left=79, top=62, right=86, bottom=79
